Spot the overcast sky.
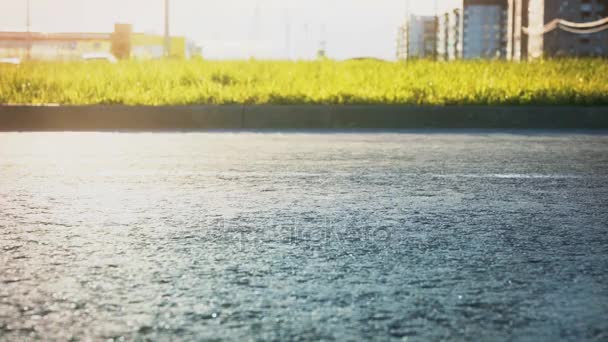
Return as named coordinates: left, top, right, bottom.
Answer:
left=0, top=0, right=461, bottom=60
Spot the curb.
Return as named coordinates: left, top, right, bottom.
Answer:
left=1, top=105, right=608, bottom=131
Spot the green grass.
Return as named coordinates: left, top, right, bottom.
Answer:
left=1, top=59, right=607, bottom=105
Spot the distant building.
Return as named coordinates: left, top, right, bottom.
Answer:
left=398, top=0, right=608, bottom=60
left=397, top=15, right=438, bottom=60
left=0, top=24, right=192, bottom=61
left=523, top=0, right=608, bottom=57
left=130, top=32, right=186, bottom=60
left=397, top=2, right=506, bottom=61
left=437, top=8, right=464, bottom=60
left=396, top=25, right=407, bottom=60
left=0, top=32, right=111, bottom=61
left=463, top=0, right=509, bottom=59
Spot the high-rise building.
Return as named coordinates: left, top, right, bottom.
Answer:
left=463, top=0, right=509, bottom=59
left=437, top=8, right=464, bottom=60
left=396, top=0, right=607, bottom=61
left=396, top=24, right=408, bottom=60
left=397, top=15, right=438, bottom=59
left=523, top=0, right=608, bottom=57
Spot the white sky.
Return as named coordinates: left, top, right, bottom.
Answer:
left=0, top=0, right=461, bottom=60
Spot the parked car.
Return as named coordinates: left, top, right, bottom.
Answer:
left=0, top=57, right=21, bottom=65
left=81, top=52, right=117, bottom=63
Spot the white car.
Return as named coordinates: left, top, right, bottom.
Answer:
left=0, top=57, right=21, bottom=65
left=81, top=52, right=118, bottom=63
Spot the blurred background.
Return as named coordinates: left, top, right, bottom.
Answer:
left=0, top=0, right=606, bottom=61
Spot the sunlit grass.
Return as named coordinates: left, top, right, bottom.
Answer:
left=1, top=59, right=607, bottom=105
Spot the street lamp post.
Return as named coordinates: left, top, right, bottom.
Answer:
left=26, top=0, right=31, bottom=60
left=405, top=0, right=410, bottom=60
left=434, top=0, right=439, bottom=60
left=513, top=0, right=522, bottom=61
left=164, top=0, right=171, bottom=58
left=507, top=0, right=514, bottom=60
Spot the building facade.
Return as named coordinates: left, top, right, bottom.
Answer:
left=0, top=32, right=111, bottom=61
left=398, top=0, right=607, bottom=60
left=437, top=8, right=464, bottom=60
left=397, top=15, right=438, bottom=60
left=533, top=0, right=608, bottom=57
left=398, top=0, right=508, bottom=60
left=0, top=24, right=191, bottom=61
left=463, top=0, right=510, bottom=59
